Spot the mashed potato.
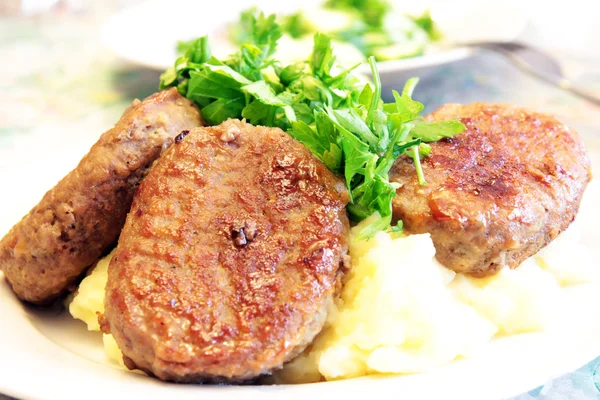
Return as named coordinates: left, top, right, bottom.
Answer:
left=276, top=214, right=597, bottom=383
left=68, top=250, right=113, bottom=331
left=67, top=208, right=597, bottom=380
left=277, top=225, right=497, bottom=383
left=449, top=259, right=560, bottom=336
left=67, top=249, right=123, bottom=366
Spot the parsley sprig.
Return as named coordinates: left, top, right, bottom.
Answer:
left=160, top=12, right=464, bottom=238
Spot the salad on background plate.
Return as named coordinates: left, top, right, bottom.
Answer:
left=101, top=0, right=528, bottom=82
left=180, top=0, right=442, bottom=66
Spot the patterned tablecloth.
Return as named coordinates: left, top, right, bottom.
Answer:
left=1, top=2, right=600, bottom=399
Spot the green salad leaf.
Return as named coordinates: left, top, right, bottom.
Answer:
left=280, top=11, right=313, bottom=39
left=325, top=0, right=390, bottom=28
left=212, top=3, right=442, bottom=64
left=410, top=10, right=442, bottom=41
left=160, top=11, right=465, bottom=238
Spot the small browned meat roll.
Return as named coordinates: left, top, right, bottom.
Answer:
left=104, top=119, right=349, bottom=382
left=0, top=88, right=203, bottom=304
left=391, top=103, right=592, bottom=277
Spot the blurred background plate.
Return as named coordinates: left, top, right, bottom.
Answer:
left=100, top=0, right=528, bottom=85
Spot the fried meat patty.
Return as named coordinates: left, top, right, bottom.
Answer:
left=391, top=103, right=591, bottom=277
left=104, top=119, right=350, bottom=382
left=0, top=88, right=202, bottom=304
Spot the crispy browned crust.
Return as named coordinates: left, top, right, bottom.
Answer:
left=0, top=88, right=202, bottom=304
left=104, top=119, right=350, bottom=382
left=391, top=103, right=592, bottom=277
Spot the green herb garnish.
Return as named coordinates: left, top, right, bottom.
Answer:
left=160, top=13, right=464, bottom=238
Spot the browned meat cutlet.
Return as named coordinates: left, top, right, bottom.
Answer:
left=390, top=103, right=592, bottom=277
left=103, top=119, right=350, bottom=383
left=0, top=88, right=203, bottom=304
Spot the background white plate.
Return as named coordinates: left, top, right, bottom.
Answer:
left=100, top=0, right=528, bottom=81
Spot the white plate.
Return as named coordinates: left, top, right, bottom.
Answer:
left=0, top=137, right=599, bottom=400
left=1, top=259, right=600, bottom=400
left=100, top=0, right=528, bottom=82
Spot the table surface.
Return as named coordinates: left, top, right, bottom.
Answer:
left=1, top=1, right=600, bottom=399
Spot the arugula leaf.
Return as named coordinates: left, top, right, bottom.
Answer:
left=292, top=103, right=314, bottom=124
left=159, top=37, right=213, bottom=93
left=298, top=75, right=335, bottom=105
left=288, top=111, right=343, bottom=172
left=366, top=57, right=382, bottom=126
left=389, top=87, right=424, bottom=122
left=201, top=97, right=245, bottom=126
left=279, top=62, right=306, bottom=85
left=289, top=121, right=327, bottom=155
left=187, top=71, right=243, bottom=100
left=242, top=81, right=284, bottom=106
left=241, top=100, right=269, bottom=124
left=323, top=143, right=343, bottom=173
left=337, top=127, right=374, bottom=200
left=311, top=33, right=336, bottom=77
left=242, top=81, right=296, bottom=123
left=186, top=36, right=212, bottom=64
left=230, top=8, right=281, bottom=58
left=332, top=108, right=379, bottom=150
left=204, top=64, right=253, bottom=86
left=315, top=108, right=337, bottom=145
left=402, top=77, right=419, bottom=96
left=411, top=120, right=466, bottom=142
left=324, top=62, right=362, bottom=88
left=159, top=67, right=177, bottom=90
left=358, top=83, right=373, bottom=109
left=419, top=143, right=432, bottom=157
left=229, top=8, right=258, bottom=45
left=175, top=39, right=194, bottom=55
left=252, top=12, right=282, bottom=57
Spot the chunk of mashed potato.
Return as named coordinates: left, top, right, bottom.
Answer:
left=68, top=250, right=112, bottom=331
left=67, top=203, right=597, bottom=380
left=67, top=249, right=123, bottom=366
